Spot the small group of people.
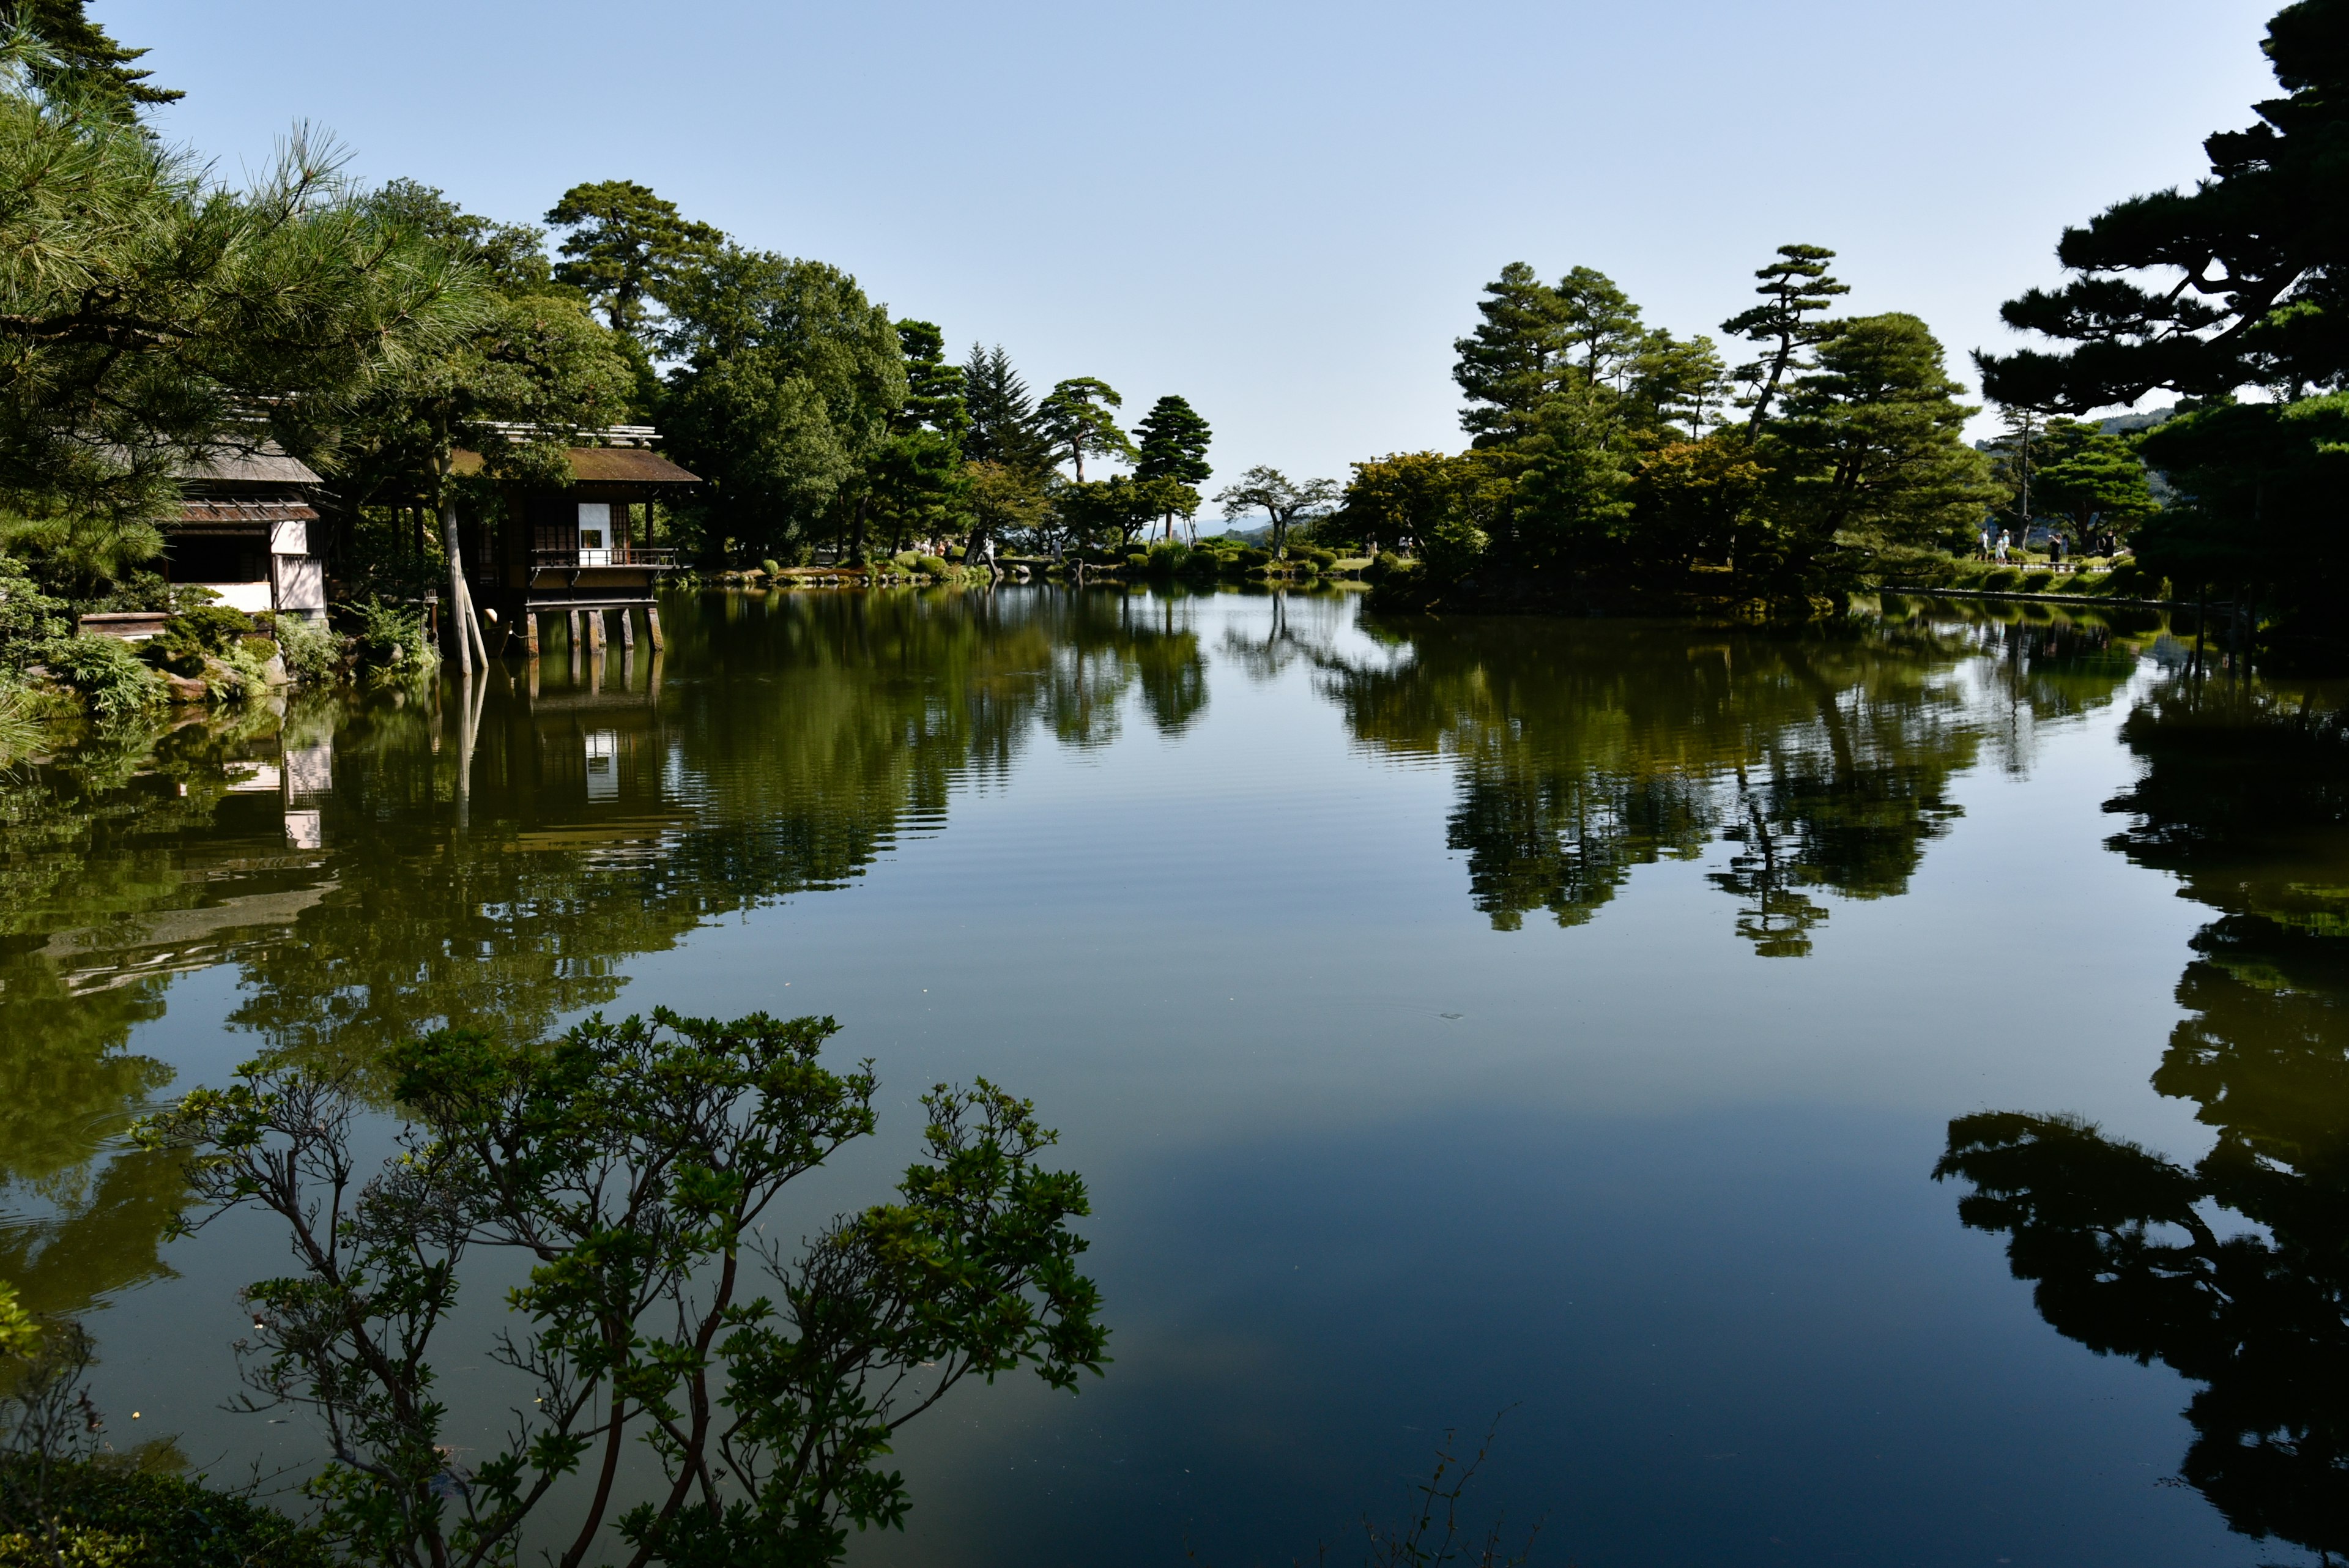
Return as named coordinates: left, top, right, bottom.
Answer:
left=1975, top=524, right=2074, bottom=566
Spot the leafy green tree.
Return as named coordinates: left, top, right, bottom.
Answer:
left=2032, top=418, right=2158, bottom=545
left=1056, top=474, right=1154, bottom=552
left=317, top=282, right=634, bottom=672
left=1213, top=466, right=1335, bottom=558
left=963, top=459, right=1051, bottom=563
left=2134, top=393, right=2349, bottom=597
left=1327, top=451, right=1474, bottom=557
left=1628, top=432, right=1770, bottom=573
left=1765, top=313, right=2000, bottom=591
left=1487, top=387, right=1635, bottom=569
left=1453, top=262, right=1567, bottom=445
left=543, top=179, right=721, bottom=347
left=1133, top=395, right=1212, bottom=537
left=959, top=344, right=1050, bottom=474
left=144, top=1010, right=1107, bottom=1568
left=660, top=248, right=907, bottom=564
left=1036, top=377, right=1134, bottom=481
left=1722, top=244, right=1849, bottom=435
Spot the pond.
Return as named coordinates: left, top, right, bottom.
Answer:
left=4, top=585, right=2342, bottom=1567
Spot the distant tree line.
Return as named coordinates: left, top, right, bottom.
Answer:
left=1335, top=247, right=2008, bottom=609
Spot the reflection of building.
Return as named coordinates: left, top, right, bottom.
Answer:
left=450, top=428, right=699, bottom=659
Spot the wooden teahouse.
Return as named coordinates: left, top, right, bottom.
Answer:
left=451, top=426, right=699, bottom=659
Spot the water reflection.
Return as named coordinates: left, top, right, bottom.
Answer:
left=1319, top=608, right=2144, bottom=951
left=1937, top=680, right=2349, bottom=1559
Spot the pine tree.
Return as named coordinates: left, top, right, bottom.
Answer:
left=1722, top=244, right=1849, bottom=435
left=544, top=180, right=720, bottom=345
left=1037, top=377, right=1134, bottom=481
left=1134, top=395, right=1212, bottom=538
left=960, top=344, right=1049, bottom=473
left=1453, top=262, right=1565, bottom=445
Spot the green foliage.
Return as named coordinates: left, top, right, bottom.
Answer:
left=266, top=613, right=341, bottom=684
left=9, top=0, right=180, bottom=111
left=661, top=250, right=907, bottom=562
left=959, top=344, right=1050, bottom=475
left=40, top=634, right=160, bottom=718
left=1720, top=244, right=1849, bottom=433
left=915, top=553, right=949, bottom=577
left=144, top=604, right=251, bottom=674
left=141, top=1008, right=1105, bottom=1568
left=544, top=179, right=721, bottom=345
left=762, top=557, right=784, bottom=578
left=1036, top=377, right=1134, bottom=482
left=0, top=1457, right=333, bottom=1568
left=1763, top=313, right=2000, bottom=592
left=2124, top=395, right=2349, bottom=637
left=348, top=596, right=431, bottom=673
left=0, top=552, right=66, bottom=666
left=1134, top=395, right=1213, bottom=489
left=1214, top=466, right=1335, bottom=557
left=0, top=90, right=472, bottom=597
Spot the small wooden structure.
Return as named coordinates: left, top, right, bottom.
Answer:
left=158, top=448, right=330, bottom=622
left=452, top=428, right=699, bottom=660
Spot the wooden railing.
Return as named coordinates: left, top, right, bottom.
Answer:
left=532, top=548, right=679, bottom=570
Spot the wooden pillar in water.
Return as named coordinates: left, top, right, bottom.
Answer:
left=588, top=608, right=607, bottom=652
left=618, top=606, right=636, bottom=650
left=645, top=604, right=665, bottom=650
left=523, top=611, right=540, bottom=660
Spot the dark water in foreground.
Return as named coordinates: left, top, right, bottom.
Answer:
left=4, top=586, right=2343, bottom=1566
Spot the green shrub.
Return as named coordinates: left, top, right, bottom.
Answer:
left=269, top=613, right=343, bottom=683
left=351, top=597, right=432, bottom=672
left=1235, top=546, right=1272, bottom=570
left=1126, top=552, right=1149, bottom=571
left=0, top=1455, right=333, bottom=1568
left=0, top=554, right=67, bottom=665
left=1364, top=550, right=1405, bottom=583
left=43, top=634, right=164, bottom=718
left=948, top=544, right=967, bottom=560
left=891, top=550, right=921, bottom=571
left=915, top=554, right=949, bottom=576
left=761, top=557, right=782, bottom=579
left=1297, top=546, right=1338, bottom=570
left=145, top=604, right=253, bottom=674
left=1980, top=568, right=2021, bottom=590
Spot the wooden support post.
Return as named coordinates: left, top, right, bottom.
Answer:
left=645, top=604, right=665, bottom=650
left=619, top=606, right=636, bottom=650
left=524, top=611, right=540, bottom=660
left=588, top=608, right=607, bottom=652
left=568, top=609, right=582, bottom=650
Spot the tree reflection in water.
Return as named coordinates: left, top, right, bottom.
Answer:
left=1318, top=606, right=2142, bottom=952
left=0, top=587, right=1211, bottom=1353
left=1936, top=683, right=2349, bottom=1559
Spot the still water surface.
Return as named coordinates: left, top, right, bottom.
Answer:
left=4, top=587, right=2341, bottom=1566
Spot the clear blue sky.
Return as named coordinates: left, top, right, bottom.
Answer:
left=117, top=0, right=2280, bottom=486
